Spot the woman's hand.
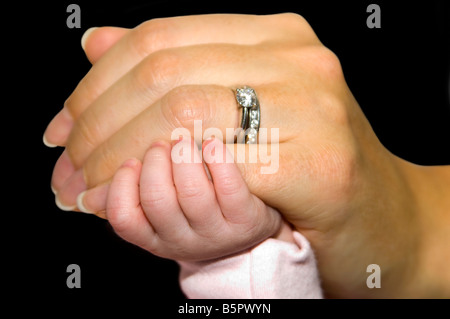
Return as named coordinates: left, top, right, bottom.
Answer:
left=46, top=13, right=337, bottom=208
left=44, top=14, right=450, bottom=297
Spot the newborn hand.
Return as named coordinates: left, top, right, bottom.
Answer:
left=99, top=138, right=281, bottom=261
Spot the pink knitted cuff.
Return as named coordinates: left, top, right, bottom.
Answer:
left=178, top=231, right=323, bottom=299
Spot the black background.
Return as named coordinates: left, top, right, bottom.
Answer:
left=8, top=0, right=450, bottom=308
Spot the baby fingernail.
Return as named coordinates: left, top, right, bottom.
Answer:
left=121, top=158, right=140, bottom=168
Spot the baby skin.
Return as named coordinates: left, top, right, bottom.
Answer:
left=105, top=137, right=291, bottom=261
left=88, top=137, right=322, bottom=298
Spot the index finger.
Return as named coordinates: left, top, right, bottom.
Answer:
left=43, top=13, right=316, bottom=146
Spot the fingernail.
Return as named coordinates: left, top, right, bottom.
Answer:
left=76, top=184, right=109, bottom=214
left=43, top=134, right=57, bottom=148
left=55, top=195, right=77, bottom=212
left=121, top=158, right=140, bottom=169
left=171, top=136, right=185, bottom=146
left=51, top=150, right=75, bottom=193
left=55, top=169, right=87, bottom=211
left=81, top=27, right=98, bottom=50
left=192, top=140, right=203, bottom=164
left=44, top=107, right=74, bottom=147
left=203, top=138, right=232, bottom=164
left=202, top=137, right=216, bottom=148
left=203, top=161, right=212, bottom=181
left=76, top=191, right=93, bottom=214
left=150, top=140, right=170, bottom=149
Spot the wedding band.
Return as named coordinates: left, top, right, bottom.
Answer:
left=235, top=86, right=260, bottom=144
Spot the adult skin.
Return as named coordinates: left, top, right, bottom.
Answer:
left=43, top=14, right=450, bottom=298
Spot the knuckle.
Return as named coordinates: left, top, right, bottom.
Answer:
left=161, top=86, right=213, bottom=129
left=107, top=203, right=158, bottom=253
left=69, top=72, right=104, bottom=117
left=130, top=18, right=170, bottom=57
left=276, top=13, right=317, bottom=41
left=317, top=92, right=350, bottom=127
left=107, top=204, right=132, bottom=235
left=140, top=187, right=169, bottom=211
left=76, top=114, right=101, bottom=147
left=64, top=86, right=94, bottom=120
left=313, top=47, right=344, bottom=82
left=167, top=227, right=194, bottom=248
left=279, top=12, right=308, bottom=27
left=67, top=114, right=101, bottom=168
left=108, top=212, right=129, bottom=235
left=63, top=96, right=76, bottom=117
left=297, top=46, right=345, bottom=91
left=133, top=50, right=181, bottom=96
left=84, top=142, right=120, bottom=188
left=216, top=174, right=244, bottom=197
left=242, top=199, right=275, bottom=235
left=175, top=178, right=205, bottom=201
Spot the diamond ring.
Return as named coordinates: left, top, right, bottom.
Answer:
left=235, top=86, right=260, bottom=144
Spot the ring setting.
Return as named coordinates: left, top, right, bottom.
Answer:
left=236, top=86, right=260, bottom=144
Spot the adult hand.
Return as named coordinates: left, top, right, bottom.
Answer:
left=44, top=14, right=450, bottom=298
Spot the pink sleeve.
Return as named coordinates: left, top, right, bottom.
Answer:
left=178, top=231, right=323, bottom=299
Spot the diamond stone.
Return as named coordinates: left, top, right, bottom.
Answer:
left=250, top=119, right=259, bottom=128
left=236, top=87, right=256, bottom=107
left=246, top=128, right=257, bottom=138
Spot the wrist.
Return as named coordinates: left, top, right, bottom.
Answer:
left=271, top=221, right=296, bottom=244
left=337, top=151, right=423, bottom=298
left=393, top=157, right=450, bottom=297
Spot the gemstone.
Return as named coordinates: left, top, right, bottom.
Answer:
left=236, top=87, right=257, bottom=108
left=246, top=135, right=257, bottom=144
left=245, top=126, right=257, bottom=144
left=247, top=128, right=257, bottom=137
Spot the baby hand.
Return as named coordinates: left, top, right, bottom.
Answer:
left=104, top=138, right=282, bottom=261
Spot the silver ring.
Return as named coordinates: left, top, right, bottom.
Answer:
left=235, top=86, right=260, bottom=144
